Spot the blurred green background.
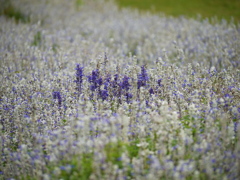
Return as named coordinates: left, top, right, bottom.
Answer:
left=1, top=0, right=240, bottom=24
left=115, top=0, right=240, bottom=23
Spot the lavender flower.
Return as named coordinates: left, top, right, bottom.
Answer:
left=99, top=89, right=108, bottom=101
left=149, top=88, right=154, bottom=95
left=157, top=79, right=163, bottom=87
left=1, top=1, right=240, bottom=179
left=75, top=64, right=84, bottom=94
left=112, top=74, right=119, bottom=89
left=137, top=65, right=149, bottom=89
left=52, top=91, right=62, bottom=107
left=125, top=92, right=133, bottom=103
left=121, top=76, right=131, bottom=91
left=88, top=69, right=100, bottom=91
left=110, top=74, right=121, bottom=99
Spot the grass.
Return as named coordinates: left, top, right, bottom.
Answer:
left=115, top=0, right=240, bottom=23
left=0, top=0, right=30, bottom=23
left=31, top=31, right=43, bottom=47
left=2, top=0, right=239, bottom=24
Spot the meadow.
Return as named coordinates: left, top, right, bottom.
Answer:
left=0, top=0, right=240, bottom=179
left=115, top=0, right=240, bottom=24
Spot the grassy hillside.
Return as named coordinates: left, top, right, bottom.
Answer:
left=115, top=0, right=240, bottom=23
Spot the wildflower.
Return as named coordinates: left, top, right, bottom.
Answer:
left=88, top=69, right=99, bottom=83
left=149, top=88, right=154, bottom=95
left=137, top=65, right=149, bottom=89
left=88, top=69, right=100, bottom=91
left=125, top=92, right=133, bottom=103
left=112, top=74, right=119, bottom=89
left=75, top=64, right=84, bottom=93
left=157, top=79, right=163, bottom=87
left=121, top=76, right=131, bottom=91
left=99, top=89, right=108, bottom=101
left=104, top=74, right=111, bottom=90
left=52, top=91, right=62, bottom=107
left=111, top=74, right=121, bottom=98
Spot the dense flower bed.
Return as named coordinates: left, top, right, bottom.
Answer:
left=0, top=0, right=240, bottom=179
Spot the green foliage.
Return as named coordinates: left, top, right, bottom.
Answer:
left=171, top=139, right=178, bottom=147
left=46, top=153, right=94, bottom=180
left=181, top=114, right=202, bottom=143
left=104, top=139, right=141, bottom=167
left=52, top=43, right=59, bottom=53
left=0, top=0, right=30, bottom=23
left=61, top=119, right=67, bottom=126
left=19, top=176, right=37, bottom=180
left=104, top=141, right=125, bottom=168
left=115, top=0, right=240, bottom=23
left=75, top=0, right=83, bottom=10
left=127, top=139, right=140, bottom=158
left=32, top=31, right=43, bottom=47
left=77, top=153, right=93, bottom=180
left=104, top=140, right=141, bottom=179
left=75, top=0, right=83, bottom=6
left=145, top=135, right=156, bottom=151
left=181, top=115, right=194, bottom=129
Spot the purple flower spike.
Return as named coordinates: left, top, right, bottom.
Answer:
left=88, top=69, right=100, bottom=92
left=157, top=79, right=163, bottom=87
left=137, top=65, right=149, bottom=89
left=53, top=91, right=62, bottom=107
left=149, top=88, right=154, bottom=95
left=121, top=76, right=131, bottom=91
left=125, top=92, right=133, bottom=103
left=75, top=64, right=84, bottom=93
left=88, top=69, right=100, bottom=84
left=100, top=90, right=109, bottom=101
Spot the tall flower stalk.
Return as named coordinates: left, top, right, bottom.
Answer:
left=52, top=91, right=62, bottom=107
left=75, top=64, right=84, bottom=95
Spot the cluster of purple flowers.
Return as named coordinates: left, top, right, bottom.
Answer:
left=88, top=69, right=101, bottom=91
left=1, top=0, right=240, bottom=179
left=87, top=69, right=109, bottom=100
left=137, top=65, right=149, bottom=89
left=72, top=64, right=168, bottom=103
left=52, top=91, right=62, bottom=107
left=75, top=64, right=84, bottom=94
left=121, top=76, right=133, bottom=103
left=73, top=64, right=136, bottom=103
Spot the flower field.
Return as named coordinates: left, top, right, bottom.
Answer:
left=0, top=0, right=240, bottom=179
